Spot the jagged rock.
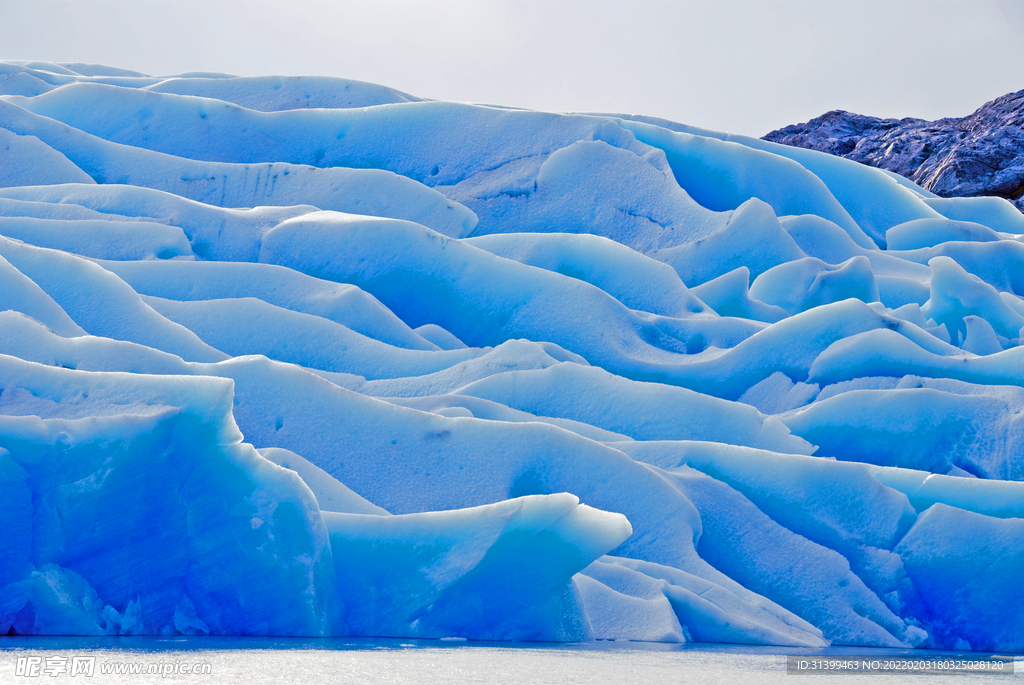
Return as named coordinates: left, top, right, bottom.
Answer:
left=764, top=90, right=1024, bottom=213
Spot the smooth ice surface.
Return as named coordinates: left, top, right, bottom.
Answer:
left=0, top=128, right=94, bottom=188
left=146, top=75, right=422, bottom=111
left=0, top=63, right=1021, bottom=651
left=324, top=494, right=631, bottom=641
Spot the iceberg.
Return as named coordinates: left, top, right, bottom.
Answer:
left=0, top=61, right=1021, bottom=651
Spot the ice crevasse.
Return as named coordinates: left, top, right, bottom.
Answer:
left=0, top=61, right=1022, bottom=651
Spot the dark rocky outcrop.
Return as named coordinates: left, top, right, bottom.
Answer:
left=764, top=90, right=1024, bottom=212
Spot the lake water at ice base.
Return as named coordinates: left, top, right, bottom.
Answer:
left=1, top=637, right=1020, bottom=684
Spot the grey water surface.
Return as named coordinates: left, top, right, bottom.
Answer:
left=1, top=637, right=1020, bottom=684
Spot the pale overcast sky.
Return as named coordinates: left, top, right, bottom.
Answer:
left=3, top=0, right=1023, bottom=135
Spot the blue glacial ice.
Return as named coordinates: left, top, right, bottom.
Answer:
left=0, top=62, right=1022, bottom=652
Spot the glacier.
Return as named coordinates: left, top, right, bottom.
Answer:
left=0, top=60, right=1022, bottom=652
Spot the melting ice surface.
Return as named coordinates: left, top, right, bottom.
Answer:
left=0, top=61, right=1023, bottom=652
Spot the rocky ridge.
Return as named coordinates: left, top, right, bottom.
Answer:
left=764, top=90, right=1024, bottom=212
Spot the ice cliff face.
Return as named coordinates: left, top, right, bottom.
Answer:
left=0, top=60, right=1023, bottom=651
left=764, top=90, right=1024, bottom=213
